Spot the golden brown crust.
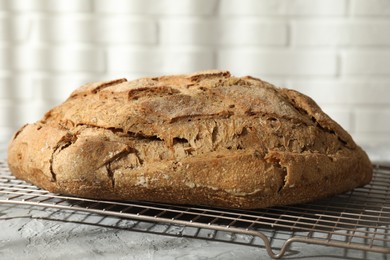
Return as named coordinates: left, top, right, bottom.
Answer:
left=7, top=71, right=373, bottom=209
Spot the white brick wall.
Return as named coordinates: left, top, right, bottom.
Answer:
left=1, top=0, right=390, bottom=152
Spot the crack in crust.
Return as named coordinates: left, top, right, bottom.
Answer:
left=50, top=133, right=77, bottom=182
left=102, top=149, right=133, bottom=188
left=279, top=88, right=354, bottom=149
left=91, top=78, right=128, bottom=94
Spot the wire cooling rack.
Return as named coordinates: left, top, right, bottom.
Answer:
left=0, top=160, right=389, bottom=259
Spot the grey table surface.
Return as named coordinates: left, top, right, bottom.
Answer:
left=0, top=142, right=389, bottom=260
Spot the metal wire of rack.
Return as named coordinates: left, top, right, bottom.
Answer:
left=0, top=160, right=389, bottom=259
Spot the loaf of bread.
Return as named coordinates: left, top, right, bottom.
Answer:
left=7, top=71, right=372, bottom=209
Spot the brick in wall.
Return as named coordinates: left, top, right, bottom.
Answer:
left=219, top=19, right=287, bottom=46
left=342, top=51, right=390, bottom=75
left=1, top=0, right=91, bottom=12
left=356, top=109, right=390, bottom=133
left=11, top=46, right=105, bottom=72
left=94, top=0, right=218, bottom=15
left=218, top=50, right=338, bottom=76
left=36, top=15, right=157, bottom=44
left=292, top=20, right=390, bottom=46
left=160, top=19, right=287, bottom=46
left=160, top=19, right=216, bottom=45
left=218, top=0, right=347, bottom=16
left=108, top=47, right=215, bottom=74
left=351, top=0, right=390, bottom=16
left=0, top=75, right=34, bottom=100
left=0, top=15, right=31, bottom=42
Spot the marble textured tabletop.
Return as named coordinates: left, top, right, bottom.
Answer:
left=0, top=142, right=389, bottom=260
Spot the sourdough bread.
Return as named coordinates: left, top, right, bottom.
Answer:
left=7, top=71, right=373, bottom=208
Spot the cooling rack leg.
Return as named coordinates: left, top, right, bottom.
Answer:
left=222, top=229, right=290, bottom=259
